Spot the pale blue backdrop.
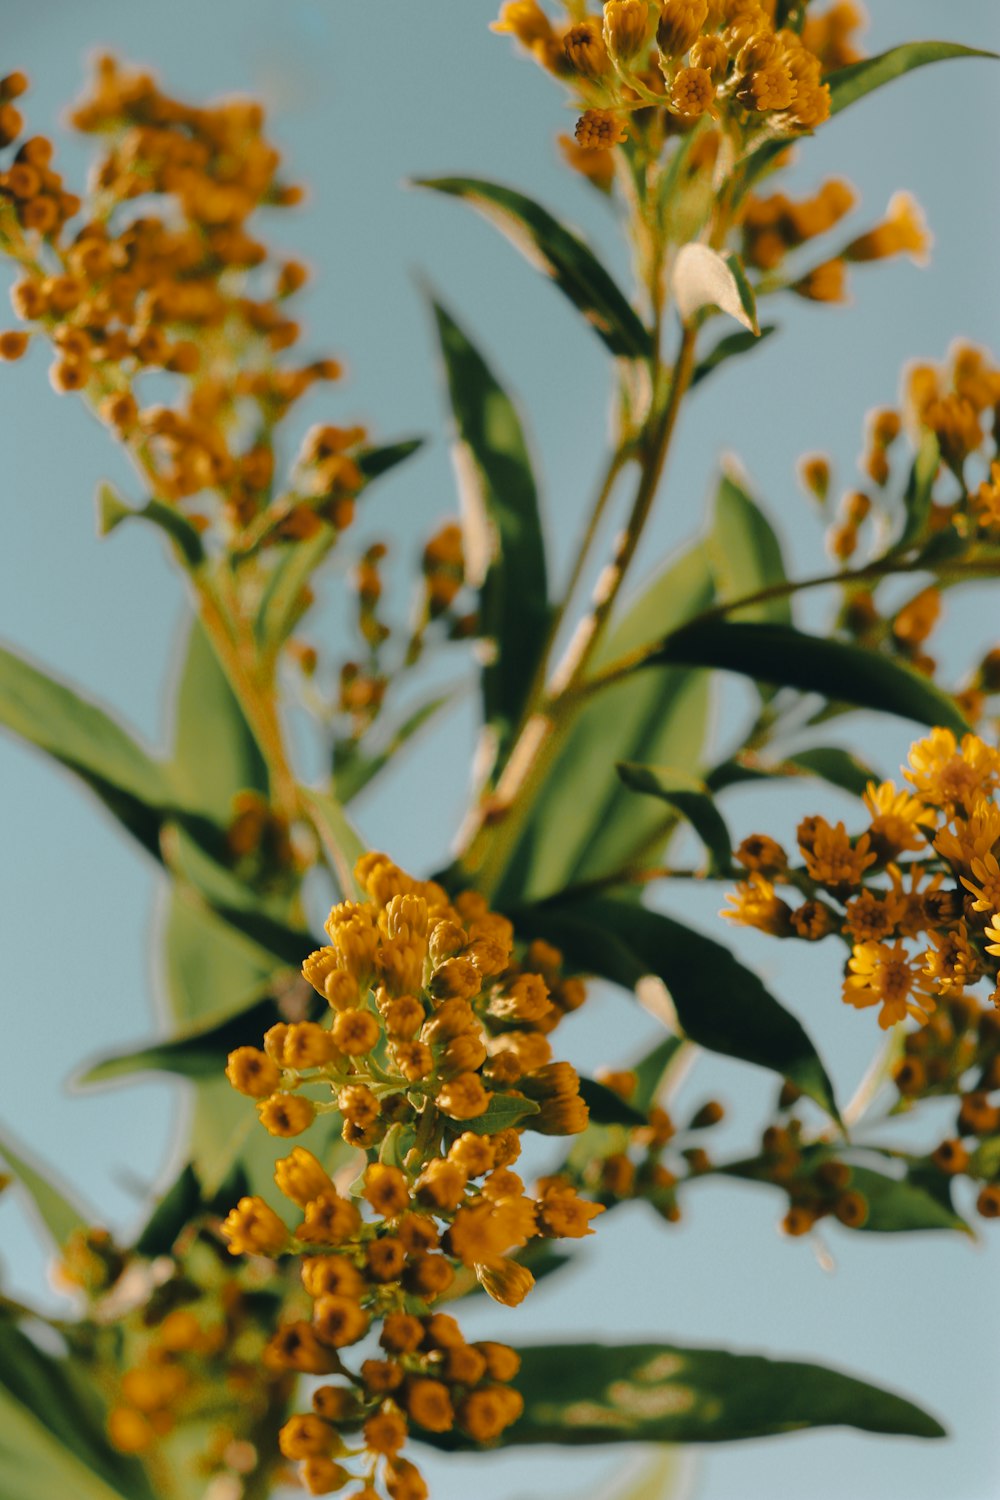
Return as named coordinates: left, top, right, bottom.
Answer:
left=1, top=3, right=998, bottom=1498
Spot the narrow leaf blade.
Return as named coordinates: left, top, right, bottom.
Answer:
left=828, top=42, right=998, bottom=117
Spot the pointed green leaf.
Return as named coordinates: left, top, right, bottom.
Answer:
left=133, top=1164, right=203, bottom=1256
left=254, top=529, right=334, bottom=649
left=647, top=620, right=969, bottom=735
left=616, top=764, right=732, bottom=873
left=691, top=325, right=777, bottom=389
left=459, top=1093, right=540, bottom=1136
left=632, top=1035, right=686, bottom=1115
left=578, top=1077, right=648, bottom=1127
left=0, top=643, right=174, bottom=857
left=95, top=483, right=205, bottom=569
left=356, top=437, right=424, bottom=482
left=498, top=546, right=714, bottom=905
left=897, top=430, right=940, bottom=550
left=828, top=42, right=998, bottom=117
left=517, top=898, right=838, bottom=1117
left=170, top=617, right=268, bottom=821
left=432, top=299, right=549, bottom=755
left=0, top=1127, right=90, bottom=1250
left=77, top=991, right=292, bottom=1085
left=706, top=470, right=791, bottom=626
left=417, top=177, right=651, bottom=359
left=422, top=1340, right=944, bottom=1447
left=785, top=746, right=878, bottom=798
left=844, top=1164, right=971, bottom=1235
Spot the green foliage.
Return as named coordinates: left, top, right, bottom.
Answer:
left=578, top=1077, right=648, bottom=1127
left=462, top=1093, right=540, bottom=1135
left=417, top=178, right=651, bottom=359
left=97, top=483, right=206, bottom=570
left=431, top=298, right=550, bottom=763
left=615, top=764, right=733, bottom=873
left=649, top=620, right=970, bottom=735
left=706, top=471, right=791, bottom=627
left=300, top=786, right=366, bottom=898
left=897, top=431, right=941, bottom=551
left=827, top=42, right=999, bottom=117
left=690, top=325, right=777, bottom=389
left=332, top=692, right=456, bottom=803
left=518, top=897, right=838, bottom=1117
left=0, top=1127, right=90, bottom=1251
left=422, top=1340, right=945, bottom=1447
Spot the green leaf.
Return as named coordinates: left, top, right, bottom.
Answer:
left=518, top=898, right=838, bottom=1117
left=355, top=437, right=424, bottom=482
left=616, top=764, right=732, bottom=873
left=254, top=529, right=333, bottom=649
left=96, top=483, right=206, bottom=569
left=301, top=785, right=366, bottom=899
left=423, top=1340, right=944, bottom=1447
left=0, top=643, right=175, bottom=857
left=647, top=620, right=969, bottom=735
left=431, top=298, right=549, bottom=755
left=169, top=617, right=268, bottom=821
left=133, top=1163, right=203, bottom=1256
left=706, top=469, right=791, bottom=626
left=828, top=42, right=998, bottom=117
left=784, top=746, right=877, bottom=798
left=333, top=692, right=457, bottom=803
left=632, top=1036, right=686, bottom=1115
left=0, top=1126, right=90, bottom=1250
left=691, top=325, right=777, bottom=389
left=417, top=177, right=651, bottom=359
left=844, top=1164, right=972, bottom=1235
left=897, top=430, right=940, bottom=550
left=0, top=1316, right=157, bottom=1500
left=498, top=546, right=714, bottom=904
left=456, top=1093, right=540, bottom=1136
left=578, top=1077, right=648, bottom=1128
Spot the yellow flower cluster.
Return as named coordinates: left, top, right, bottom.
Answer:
left=223, top=853, right=600, bottom=1497
left=0, top=59, right=365, bottom=553
left=723, top=730, right=1000, bottom=1028
left=493, top=0, right=851, bottom=159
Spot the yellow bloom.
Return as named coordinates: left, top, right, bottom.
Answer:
left=843, top=940, right=935, bottom=1028
left=721, top=873, right=792, bottom=935
left=934, top=796, right=1000, bottom=869
left=842, top=888, right=906, bottom=944
left=905, top=728, right=1000, bottom=811
left=962, top=850, right=1000, bottom=912
left=798, top=816, right=876, bottom=888
left=923, top=925, right=983, bottom=997
left=863, top=780, right=935, bottom=857
left=221, top=1195, right=290, bottom=1257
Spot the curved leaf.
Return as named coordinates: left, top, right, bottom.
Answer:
left=517, top=897, right=838, bottom=1118
left=417, top=177, right=651, bottom=359
left=432, top=299, right=549, bottom=757
left=461, top=1093, right=539, bottom=1136
left=301, top=786, right=366, bottom=899
left=828, top=42, right=998, bottom=117
left=423, top=1340, right=944, bottom=1447
left=897, top=430, right=940, bottom=550
left=97, top=483, right=205, bottom=569
left=616, top=764, right=732, bottom=874
left=169, top=617, right=268, bottom=822
left=784, top=746, right=878, bottom=798
left=691, top=325, right=777, bottom=389
left=0, top=1127, right=90, bottom=1251
left=333, top=691, right=457, bottom=803
left=579, top=1077, right=648, bottom=1128
left=355, top=436, right=424, bottom=482
left=647, top=620, right=969, bottom=735
left=844, top=1164, right=971, bottom=1235
left=706, top=470, right=790, bottom=627
left=672, top=246, right=759, bottom=335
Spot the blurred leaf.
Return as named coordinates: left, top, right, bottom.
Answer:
left=646, top=620, right=969, bottom=735
left=169, top=617, right=268, bottom=821
left=672, top=246, right=759, bottom=334
left=0, top=1126, right=90, bottom=1251
left=355, top=436, right=424, bottom=481
left=706, top=470, right=791, bottom=627
left=896, top=431, right=940, bottom=550
left=632, top=1036, right=686, bottom=1115
left=0, top=1316, right=156, bottom=1500
left=96, top=483, right=205, bottom=570
left=784, top=746, right=877, bottom=798
left=133, top=1163, right=203, bottom=1257
left=828, top=42, right=998, bottom=117
left=498, top=546, right=714, bottom=904
left=301, top=786, right=366, bottom=899
left=578, top=1077, right=648, bottom=1127
left=0, top=643, right=174, bottom=857
left=333, top=692, right=457, bottom=803
left=691, top=325, right=777, bottom=389
left=461, top=1094, right=540, bottom=1136
left=418, top=177, right=651, bottom=359
left=518, top=898, right=838, bottom=1118
left=254, top=529, right=333, bottom=650
left=844, top=1164, right=972, bottom=1235
left=423, top=1340, right=944, bottom=1447
left=616, top=764, right=732, bottom=873
left=432, top=299, right=549, bottom=757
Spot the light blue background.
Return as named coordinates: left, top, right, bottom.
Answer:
left=1, top=3, right=998, bottom=1498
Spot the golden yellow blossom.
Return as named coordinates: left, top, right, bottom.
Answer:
left=843, top=940, right=935, bottom=1028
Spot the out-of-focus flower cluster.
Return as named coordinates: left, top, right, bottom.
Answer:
left=57, top=1221, right=292, bottom=1490
left=492, top=0, right=868, bottom=169
left=222, top=853, right=600, bottom=1497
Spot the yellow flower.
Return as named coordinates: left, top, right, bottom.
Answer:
left=798, top=816, right=876, bottom=888
left=843, top=940, right=935, bottom=1028
left=221, top=1195, right=290, bottom=1257
left=863, top=780, right=935, bottom=857
left=923, top=925, right=982, bottom=997
left=474, top=1259, right=535, bottom=1307
left=934, top=796, right=1000, bottom=869
left=843, top=888, right=905, bottom=944
left=720, top=873, right=792, bottom=935
left=575, top=109, right=628, bottom=150
left=905, top=728, right=1000, bottom=811
left=962, top=851, right=1000, bottom=912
